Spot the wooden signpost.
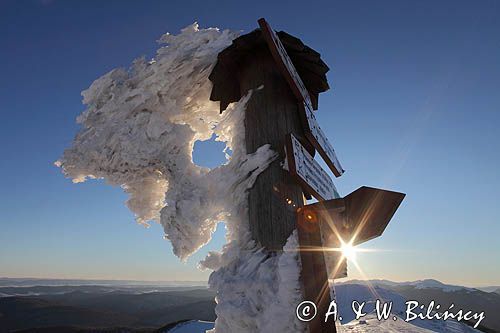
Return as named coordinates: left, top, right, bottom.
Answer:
left=259, top=18, right=341, bottom=333
left=209, top=18, right=405, bottom=333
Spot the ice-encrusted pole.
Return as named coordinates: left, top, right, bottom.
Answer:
left=211, top=36, right=305, bottom=250
left=209, top=21, right=336, bottom=333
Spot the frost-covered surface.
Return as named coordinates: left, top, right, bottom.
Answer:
left=204, top=231, right=305, bottom=333
left=56, top=23, right=249, bottom=258
left=57, top=23, right=304, bottom=332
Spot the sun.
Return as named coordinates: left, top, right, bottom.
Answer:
left=341, top=241, right=357, bottom=261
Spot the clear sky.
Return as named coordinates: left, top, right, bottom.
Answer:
left=0, top=0, right=499, bottom=287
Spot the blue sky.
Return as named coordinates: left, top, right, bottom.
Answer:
left=0, top=0, right=499, bottom=286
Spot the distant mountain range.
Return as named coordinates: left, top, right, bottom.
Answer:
left=0, top=286, right=216, bottom=332
left=342, top=279, right=498, bottom=293
left=0, top=278, right=207, bottom=288
left=476, top=286, right=500, bottom=294
left=0, top=278, right=498, bottom=332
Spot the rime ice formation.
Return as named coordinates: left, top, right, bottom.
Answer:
left=203, top=231, right=305, bottom=333
left=57, top=24, right=305, bottom=332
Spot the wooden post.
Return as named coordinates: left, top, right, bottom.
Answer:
left=238, top=44, right=307, bottom=250
left=209, top=25, right=336, bottom=333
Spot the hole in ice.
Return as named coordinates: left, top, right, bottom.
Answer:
left=193, top=134, right=228, bottom=169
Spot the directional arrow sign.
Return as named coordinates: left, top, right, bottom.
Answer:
left=304, top=186, right=406, bottom=246
left=285, top=133, right=339, bottom=201
left=341, top=186, right=406, bottom=245
left=258, top=18, right=344, bottom=177
left=300, top=187, right=405, bottom=280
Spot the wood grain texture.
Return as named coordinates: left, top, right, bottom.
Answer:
left=237, top=44, right=307, bottom=250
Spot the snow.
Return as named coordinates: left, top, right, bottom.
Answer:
left=57, top=23, right=304, bottom=333
left=166, top=320, right=214, bottom=333
left=409, top=279, right=475, bottom=292
left=334, top=283, right=482, bottom=333
left=56, top=23, right=258, bottom=259
left=333, top=283, right=409, bottom=324
left=204, top=231, right=305, bottom=333
left=342, top=279, right=475, bottom=293
left=339, top=313, right=435, bottom=333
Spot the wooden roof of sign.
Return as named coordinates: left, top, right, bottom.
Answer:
left=209, top=29, right=330, bottom=113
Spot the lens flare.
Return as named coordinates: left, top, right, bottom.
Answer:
left=340, top=241, right=357, bottom=260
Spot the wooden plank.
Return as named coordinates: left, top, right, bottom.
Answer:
left=286, top=133, right=339, bottom=201
left=343, top=187, right=406, bottom=245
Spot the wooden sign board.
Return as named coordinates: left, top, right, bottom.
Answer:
left=299, top=102, right=344, bottom=177
left=258, top=18, right=344, bottom=177
left=286, top=134, right=339, bottom=201
left=305, top=186, right=406, bottom=245
left=342, top=186, right=406, bottom=245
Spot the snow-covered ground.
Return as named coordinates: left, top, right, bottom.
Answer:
left=166, top=320, right=215, bottom=333
left=334, top=283, right=481, bottom=332
left=338, top=313, right=479, bottom=333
